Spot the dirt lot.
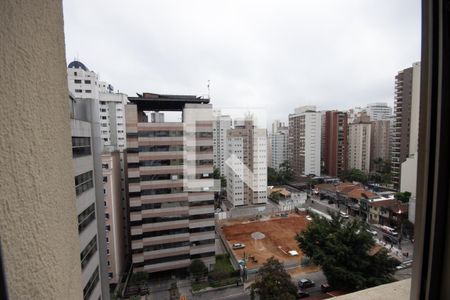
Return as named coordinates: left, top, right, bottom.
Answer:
left=221, top=213, right=315, bottom=270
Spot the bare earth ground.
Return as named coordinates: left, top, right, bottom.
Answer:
left=221, top=213, right=319, bottom=273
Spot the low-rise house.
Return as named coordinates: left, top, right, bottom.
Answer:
left=268, top=186, right=307, bottom=211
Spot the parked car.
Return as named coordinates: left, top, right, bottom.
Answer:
left=298, top=278, right=315, bottom=289
left=297, top=290, right=310, bottom=298
left=232, top=243, right=245, bottom=249
left=306, top=215, right=313, bottom=221
left=339, top=211, right=349, bottom=219
left=367, top=229, right=378, bottom=236
left=383, top=234, right=398, bottom=244
left=396, top=260, right=413, bottom=270
left=381, top=225, right=398, bottom=236
left=321, top=283, right=333, bottom=293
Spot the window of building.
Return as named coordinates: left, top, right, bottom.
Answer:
left=85, top=80, right=91, bottom=84
left=71, top=137, right=91, bottom=157
left=74, top=171, right=93, bottom=196
left=80, top=235, right=97, bottom=269
left=78, top=203, right=95, bottom=233
left=83, top=267, right=99, bottom=300
left=75, top=89, right=82, bottom=93
left=103, top=176, right=107, bottom=182
left=74, top=79, right=82, bottom=84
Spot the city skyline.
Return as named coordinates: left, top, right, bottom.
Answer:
left=63, top=0, right=420, bottom=125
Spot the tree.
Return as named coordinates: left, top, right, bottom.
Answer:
left=268, top=161, right=294, bottom=186
left=267, top=167, right=280, bottom=185
left=250, top=257, right=298, bottom=300
left=341, top=168, right=367, bottom=183
left=189, top=259, right=208, bottom=282
left=395, top=191, right=411, bottom=203
left=278, top=161, right=294, bottom=183
left=213, top=167, right=226, bottom=187
left=296, top=214, right=397, bottom=292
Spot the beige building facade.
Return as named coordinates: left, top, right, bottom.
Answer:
left=0, top=1, right=83, bottom=298
left=348, top=113, right=372, bottom=173
left=126, top=93, right=216, bottom=274
left=102, top=152, right=127, bottom=285
left=370, top=120, right=391, bottom=169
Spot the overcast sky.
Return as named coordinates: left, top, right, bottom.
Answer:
left=63, top=0, right=421, bottom=125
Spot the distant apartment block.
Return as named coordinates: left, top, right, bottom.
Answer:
left=270, top=125, right=288, bottom=170
left=226, top=118, right=267, bottom=207
left=68, top=60, right=128, bottom=151
left=70, top=95, right=108, bottom=300
left=370, top=120, right=391, bottom=169
left=102, top=152, right=126, bottom=285
left=288, top=106, right=321, bottom=177
left=212, top=112, right=232, bottom=176
left=348, top=113, right=372, bottom=173
left=323, top=111, right=348, bottom=177
left=126, top=93, right=216, bottom=273
left=365, top=103, right=393, bottom=121
left=392, top=63, right=421, bottom=190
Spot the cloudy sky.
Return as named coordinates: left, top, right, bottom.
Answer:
left=63, top=0, right=421, bottom=125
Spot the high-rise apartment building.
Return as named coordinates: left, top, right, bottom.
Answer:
left=348, top=113, right=372, bottom=173
left=126, top=93, right=216, bottom=273
left=68, top=60, right=128, bottom=151
left=392, top=63, right=421, bottom=189
left=70, top=95, right=109, bottom=300
left=347, top=106, right=365, bottom=123
left=226, top=118, right=267, bottom=207
left=270, top=126, right=289, bottom=170
left=370, top=120, right=391, bottom=169
left=288, top=106, right=321, bottom=177
left=213, top=112, right=232, bottom=176
left=323, top=111, right=348, bottom=177
left=102, top=151, right=127, bottom=285
left=68, top=61, right=130, bottom=288
left=365, top=103, right=393, bottom=121
left=397, top=62, right=421, bottom=223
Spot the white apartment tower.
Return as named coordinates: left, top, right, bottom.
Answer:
left=226, top=118, right=267, bottom=207
left=288, top=106, right=321, bottom=177
left=348, top=113, right=372, bottom=173
left=365, top=103, right=393, bottom=121
left=70, top=95, right=109, bottom=300
left=270, top=126, right=289, bottom=170
left=213, top=112, right=232, bottom=176
left=67, top=60, right=127, bottom=151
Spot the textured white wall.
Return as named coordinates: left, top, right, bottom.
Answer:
left=0, top=1, right=83, bottom=299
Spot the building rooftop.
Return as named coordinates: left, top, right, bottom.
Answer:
left=67, top=60, right=89, bottom=71
left=128, top=92, right=209, bottom=111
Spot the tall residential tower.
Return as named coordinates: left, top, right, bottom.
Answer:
left=126, top=93, right=216, bottom=273
left=288, top=106, right=321, bottom=177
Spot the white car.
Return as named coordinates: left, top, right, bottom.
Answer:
left=232, top=243, right=246, bottom=249
left=367, top=229, right=378, bottom=236
left=306, top=215, right=313, bottom=221
left=340, top=211, right=349, bottom=219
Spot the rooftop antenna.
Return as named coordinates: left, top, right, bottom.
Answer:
left=207, top=80, right=211, bottom=99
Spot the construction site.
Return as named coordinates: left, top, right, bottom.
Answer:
left=218, top=212, right=319, bottom=273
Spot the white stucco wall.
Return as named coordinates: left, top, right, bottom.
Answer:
left=0, top=1, right=83, bottom=299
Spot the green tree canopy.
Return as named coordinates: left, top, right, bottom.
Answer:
left=395, top=191, right=412, bottom=203
left=250, top=257, right=298, bottom=300
left=268, top=161, right=294, bottom=186
left=189, top=259, right=208, bottom=281
left=296, top=214, right=397, bottom=292
left=341, top=168, right=367, bottom=183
